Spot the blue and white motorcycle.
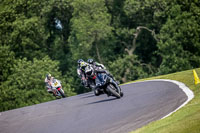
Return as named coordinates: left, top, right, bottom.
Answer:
left=84, top=64, right=123, bottom=98
left=94, top=73, right=124, bottom=98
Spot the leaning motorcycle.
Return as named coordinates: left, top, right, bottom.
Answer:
left=94, top=73, right=123, bottom=98
left=50, top=79, right=66, bottom=98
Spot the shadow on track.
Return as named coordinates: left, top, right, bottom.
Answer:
left=86, top=97, right=117, bottom=105
left=81, top=94, right=96, bottom=99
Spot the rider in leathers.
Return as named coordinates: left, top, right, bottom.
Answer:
left=87, top=59, right=117, bottom=83
left=77, top=59, right=105, bottom=89
left=77, top=59, right=89, bottom=87
left=87, top=59, right=106, bottom=70
left=84, top=64, right=119, bottom=96
left=86, top=59, right=106, bottom=89
left=78, top=59, right=118, bottom=91
left=45, top=73, right=58, bottom=97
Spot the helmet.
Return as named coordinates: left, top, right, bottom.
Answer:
left=85, top=65, right=94, bottom=76
left=77, top=59, right=84, bottom=66
left=87, top=59, right=94, bottom=64
left=80, top=62, right=88, bottom=70
left=46, top=73, right=52, bottom=80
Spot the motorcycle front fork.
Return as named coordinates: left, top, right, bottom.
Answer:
left=51, top=89, right=58, bottom=96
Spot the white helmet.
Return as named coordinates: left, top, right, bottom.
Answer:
left=46, top=73, right=52, bottom=80
left=85, top=65, right=94, bottom=76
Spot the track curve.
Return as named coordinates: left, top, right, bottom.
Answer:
left=0, top=80, right=191, bottom=133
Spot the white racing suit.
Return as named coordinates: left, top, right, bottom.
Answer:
left=44, top=77, right=54, bottom=93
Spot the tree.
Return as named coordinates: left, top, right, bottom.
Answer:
left=0, top=45, right=15, bottom=82
left=157, top=1, right=200, bottom=74
left=106, top=0, right=165, bottom=82
left=0, top=0, right=49, bottom=59
left=42, top=0, right=73, bottom=73
left=0, top=56, right=75, bottom=111
left=68, top=0, right=113, bottom=63
left=109, top=55, right=151, bottom=83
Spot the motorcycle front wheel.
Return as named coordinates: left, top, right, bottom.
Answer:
left=58, top=89, right=66, bottom=98
left=107, top=84, right=121, bottom=98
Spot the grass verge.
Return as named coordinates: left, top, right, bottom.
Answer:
left=129, top=68, right=200, bottom=133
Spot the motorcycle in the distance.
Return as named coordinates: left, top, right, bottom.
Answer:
left=49, top=79, right=66, bottom=98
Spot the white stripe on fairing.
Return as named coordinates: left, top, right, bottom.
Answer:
left=121, top=79, right=194, bottom=119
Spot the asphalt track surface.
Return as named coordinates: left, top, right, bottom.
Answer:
left=0, top=80, right=189, bottom=133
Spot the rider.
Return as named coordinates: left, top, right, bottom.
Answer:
left=87, top=58, right=117, bottom=82
left=44, top=73, right=54, bottom=93
left=84, top=64, right=118, bottom=96
left=87, top=59, right=106, bottom=70
left=77, top=59, right=84, bottom=79
left=77, top=59, right=89, bottom=87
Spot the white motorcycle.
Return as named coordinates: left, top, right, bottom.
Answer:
left=50, top=79, right=66, bottom=98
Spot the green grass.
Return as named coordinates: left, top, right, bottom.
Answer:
left=128, top=68, right=200, bottom=133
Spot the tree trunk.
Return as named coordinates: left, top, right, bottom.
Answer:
left=122, top=67, right=130, bottom=83
left=94, top=32, right=103, bottom=64
left=95, top=42, right=103, bottom=64
left=122, top=26, right=159, bottom=82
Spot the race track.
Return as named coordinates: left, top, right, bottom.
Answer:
left=0, top=80, right=192, bottom=133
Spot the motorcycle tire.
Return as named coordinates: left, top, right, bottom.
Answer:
left=94, top=89, right=100, bottom=96
left=120, top=92, right=124, bottom=97
left=107, top=84, right=121, bottom=98
left=58, top=89, right=66, bottom=98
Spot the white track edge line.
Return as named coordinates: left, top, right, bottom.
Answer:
left=121, top=79, right=194, bottom=119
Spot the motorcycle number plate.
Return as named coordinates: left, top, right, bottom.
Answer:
left=54, top=82, right=58, bottom=86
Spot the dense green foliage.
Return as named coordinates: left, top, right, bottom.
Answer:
left=0, top=0, right=199, bottom=111
left=0, top=56, right=75, bottom=111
